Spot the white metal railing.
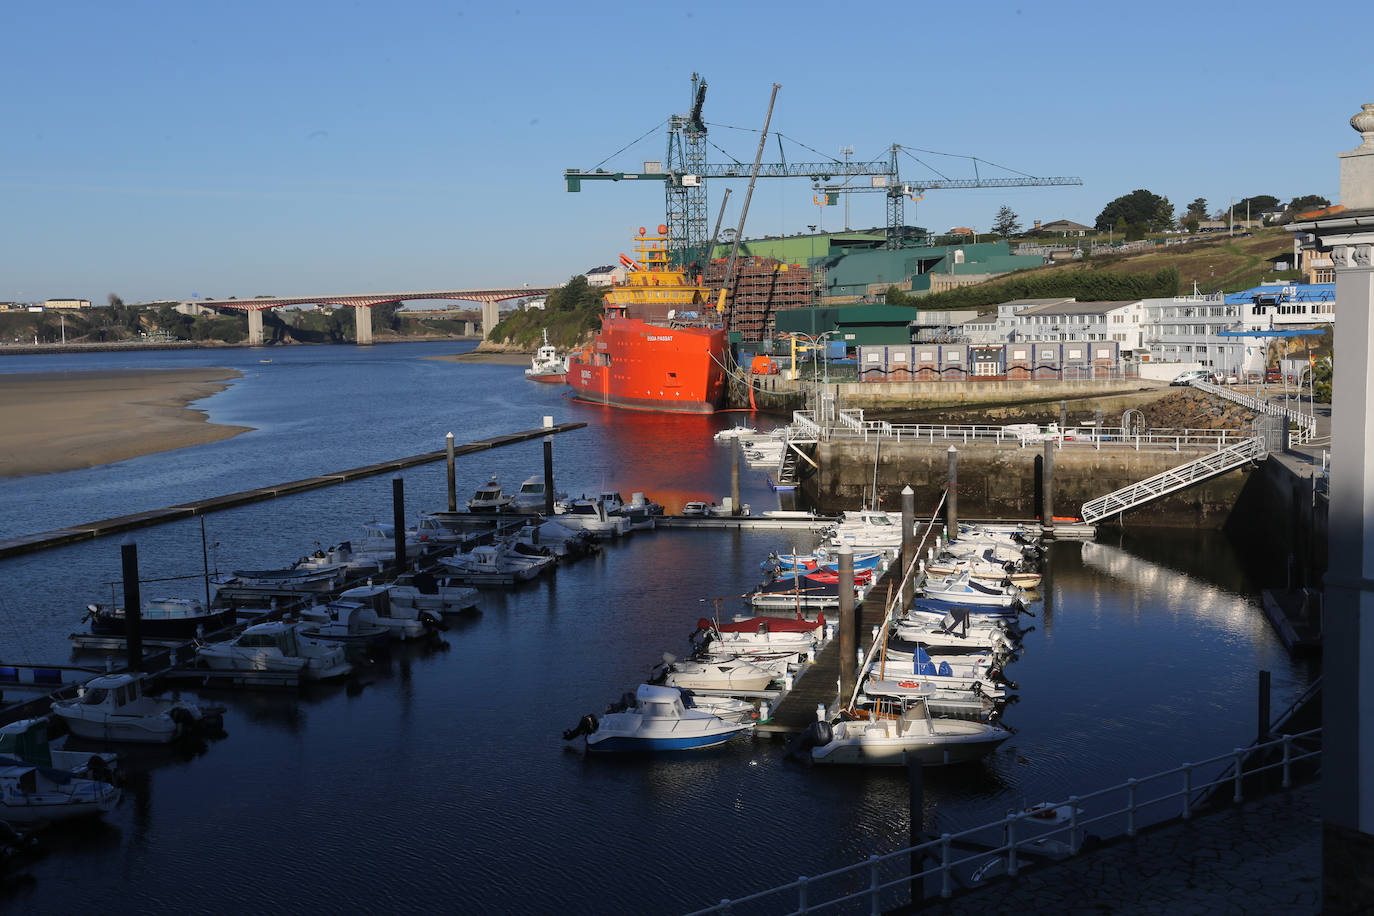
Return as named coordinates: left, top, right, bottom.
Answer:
left=787, top=416, right=1252, bottom=453
left=683, top=727, right=1321, bottom=915
left=1079, top=437, right=1266, bottom=524
left=1193, top=380, right=1318, bottom=445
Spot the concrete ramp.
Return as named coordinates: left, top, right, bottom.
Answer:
left=1080, top=437, right=1266, bottom=524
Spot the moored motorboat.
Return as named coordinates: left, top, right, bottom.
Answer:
left=0, top=719, right=119, bottom=779
left=467, top=476, right=514, bottom=513
left=562, top=684, right=753, bottom=751
left=195, top=621, right=352, bottom=680
left=387, top=571, right=479, bottom=616
left=508, top=476, right=567, bottom=515
left=50, top=673, right=220, bottom=745
left=654, top=655, right=778, bottom=692
left=804, top=698, right=1011, bottom=766
left=0, top=764, right=122, bottom=824
left=552, top=496, right=631, bottom=538
left=920, top=571, right=1023, bottom=609
left=296, top=602, right=390, bottom=650
left=327, top=584, right=442, bottom=640
left=437, top=542, right=556, bottom=586
left=83, top=596, right=235, bottom=640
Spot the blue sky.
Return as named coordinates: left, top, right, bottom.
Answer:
left=1, top=0, right=1368, bottom=303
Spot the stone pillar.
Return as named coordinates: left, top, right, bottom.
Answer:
left=480, top=301, right=500, bottom=339
left=1042, top=438, right=1056, bottom=538
left=946, top=446, right=958, bottom=541
left=354, top=305, right=373, bottom=345
left=900, top=485, right=916, bottom=612
left=247, top=308, right=265, bottom=347
left=1289, top=101, right=1374, bottom=912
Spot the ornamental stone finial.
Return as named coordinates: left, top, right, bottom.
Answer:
left=1352, top=103, right=1374, bottom=150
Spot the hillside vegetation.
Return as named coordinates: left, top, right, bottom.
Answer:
left=487, top=276, right=603, bottom=349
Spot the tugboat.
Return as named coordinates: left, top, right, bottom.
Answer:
left=524, top=329, right=568, bottom=384
left=565, top=226, right=728, bottom=413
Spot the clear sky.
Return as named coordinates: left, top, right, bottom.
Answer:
left=2, top=0, right=1368, bottom=304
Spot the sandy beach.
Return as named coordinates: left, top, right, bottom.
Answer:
left=0, top=368, right=250, bottom=478
left=427, top=349, right=532, bottom=366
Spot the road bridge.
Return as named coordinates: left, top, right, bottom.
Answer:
left=199, top=287, right=554, bottom=345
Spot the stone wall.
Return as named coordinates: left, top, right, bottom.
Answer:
left=804, top=439, right=1253, bottom=528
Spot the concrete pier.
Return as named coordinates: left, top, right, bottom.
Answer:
left=354, top=305, right=373, bottom=345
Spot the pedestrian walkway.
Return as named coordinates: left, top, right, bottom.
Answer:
left=918, top=783, right=1321, bottom=915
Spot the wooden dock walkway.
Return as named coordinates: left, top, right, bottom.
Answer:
left=0, top=422, right=586, bottom=559
left=756, top=523, right=935, bottom=736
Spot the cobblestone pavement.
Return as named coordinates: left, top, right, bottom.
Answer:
left=920, top=783, right=1320, bottom=915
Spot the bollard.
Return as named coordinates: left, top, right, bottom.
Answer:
left=121, top=539, right=143, bottom=671
left=946, top=446, right=958, bottom=541
left=445, top=432, right=457, bottom=512
left=392, top=476, right=407, bottom=574
left=901, top=485, right=916, bottom=612
left=783, top=673, right=793, bottom=691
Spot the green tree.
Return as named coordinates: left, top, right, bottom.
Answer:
left=991, top=206, right=1021, bottom=237
left=107, top=293, right=124, bottom=308
left=1185, top=198, right=1209, bottom=220
left=1227, top=195, right=1278, bottom=221
left=1288, top=194, right=1331, bottom=215
left=1096, top=190, right=1174, bottom=232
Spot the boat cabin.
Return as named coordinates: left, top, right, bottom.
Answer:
left=635, top=684, right=687, bottom=719
left=232, top=622, right=303, bottom=656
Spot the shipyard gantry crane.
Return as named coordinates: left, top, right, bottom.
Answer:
left=563, top=74, right=1084, bottom=262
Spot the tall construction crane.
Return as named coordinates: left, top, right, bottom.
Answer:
left=565, top=75, right=1084, bottom=261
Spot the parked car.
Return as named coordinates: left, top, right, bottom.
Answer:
left=1169, top=369, right=1212, bottom=386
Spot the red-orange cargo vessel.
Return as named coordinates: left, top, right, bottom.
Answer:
left=566, top=226, right=728, bottom=414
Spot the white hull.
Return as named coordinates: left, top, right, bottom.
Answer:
left=812, top=716, right=1010, bottom=766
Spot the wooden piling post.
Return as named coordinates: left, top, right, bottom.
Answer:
left=1059, top=399, right=1068, bottom=432
left=445, top=432, right=457, bottom=512
left=901, top=485, right=916, bottom=612
left=838, top=544, right=856, bottom=703
left=543, top=416, right=556, bottom=517
left=1042, top=439, right=1055, bottom=539
left=946, top=446, right=958, bottom=542
left=392, top=476, right=406, bottom=573
left=731, top=441, right=741, bottom=517
left=121, top=538, right=143, bottom=671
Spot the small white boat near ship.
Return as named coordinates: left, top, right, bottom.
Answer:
left=524, top=330, right=569, bottom=383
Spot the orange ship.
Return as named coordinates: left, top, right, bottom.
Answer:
left=566, top=226, right=729, bottom=414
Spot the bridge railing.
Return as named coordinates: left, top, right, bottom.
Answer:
left=683, top=727, right=1322, bottom=915
left=786, top=418, right=1251, bottom=451
left=1193, top=380, right=1319, bottom=445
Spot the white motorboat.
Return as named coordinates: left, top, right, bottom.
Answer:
left=0, top=719, right=119, bottom=779
left=822, top=509, right=905, bottom=552
left=920, top=571, right=1023, bottom=609
left=297, top=602, right=390, bottom=649
left=467, top=476, right=514, bottom=513
left=0, top=764, right=122, bottom=824
left=562, top=685, right=754, bottom=752
left=605, top=491, right=663, bottom=528
left=347, top=521, right=425, bottom=565
left=50, top=673, right=219, bottom=745
left=856, top=679, right=1000, bottom=721
left=694, top=616, right=825, bottom=657
left=680, top=500, right=750, bottom=518
left=510, top=520, right=598, bottom=559
left=438, top=542, right=556, bottom=586
left=524, top=329, right=569, bottom=383
left=678, top=693, right=759, bottom=725
left=891, top=618, right=1016, bottom=654
left=508, top=476, right=566, bottom=515
left=925, top=554, right=1042, bottom=590
left=552, top=497, right=631, bottom=538
left=294, top=542, right=384, bottom=574
left=713, top=425, right=757, bottom=441
left=387, top=571, right=479, bottom=616
left=196, top=621, right=352, bottom=680
left=212, top=560, right=352, bottom=604
left=806, top=698, right=1011, bottom=766
left=409, top=513, right=469, bottom=546
left=656, top=655, right=778, bottom=692
left=324, top=584, right=440, bottom=640
left=872, top=645, right=1011, bottom=698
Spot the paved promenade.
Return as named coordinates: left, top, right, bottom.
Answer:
left=920, top=783, right=1321, bottom=915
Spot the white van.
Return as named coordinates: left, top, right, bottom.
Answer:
left=1169, top=369, right=1212, bottom=387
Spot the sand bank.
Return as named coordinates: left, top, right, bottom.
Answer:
left=426, top=350, right=533, bottom=366
left=0, top=368, right=251, bottom=478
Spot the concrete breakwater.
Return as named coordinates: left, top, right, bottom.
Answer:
left=803, top=438, right=1252, bottom=528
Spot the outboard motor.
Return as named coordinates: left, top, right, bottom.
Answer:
left=562, top=713, right=599, bottom=741
left=784, top=719, right=834, bottom=761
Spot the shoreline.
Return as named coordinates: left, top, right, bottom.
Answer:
left=0, top=368, right=251, bottom=478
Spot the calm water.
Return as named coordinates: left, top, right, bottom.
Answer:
left=0, top=343, right=1312, bottom=914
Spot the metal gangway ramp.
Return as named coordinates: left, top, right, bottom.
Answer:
left=1080, top=436, right=1267, bottom=524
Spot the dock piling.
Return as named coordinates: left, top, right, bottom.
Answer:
left=1258, top=669, right=1272, bottom=742
left=543, top=416, right=556, bottom=517
left=392, top=476, right=406, bottom=573
left=731, top=441, right=741, bottom=517
left=946, top=447, right=958, bottom=541
left=1042, top=439, right=1056, bottom=538
left=908, top=755, right=926, bottom=907
left=121, top=538, right=143, bottom=671
left=838, top=544, right=856, bottom=705
left=901, top=486, right=916, bottom=611
left=446, top=432, right=457, bottom=512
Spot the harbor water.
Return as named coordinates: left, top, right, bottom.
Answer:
left=0, top=342, right=1313, bottom=914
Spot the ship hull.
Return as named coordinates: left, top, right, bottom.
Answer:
left=524, top=371, right=567, bottom=384
left=567, top=317, right=727, bottom=414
